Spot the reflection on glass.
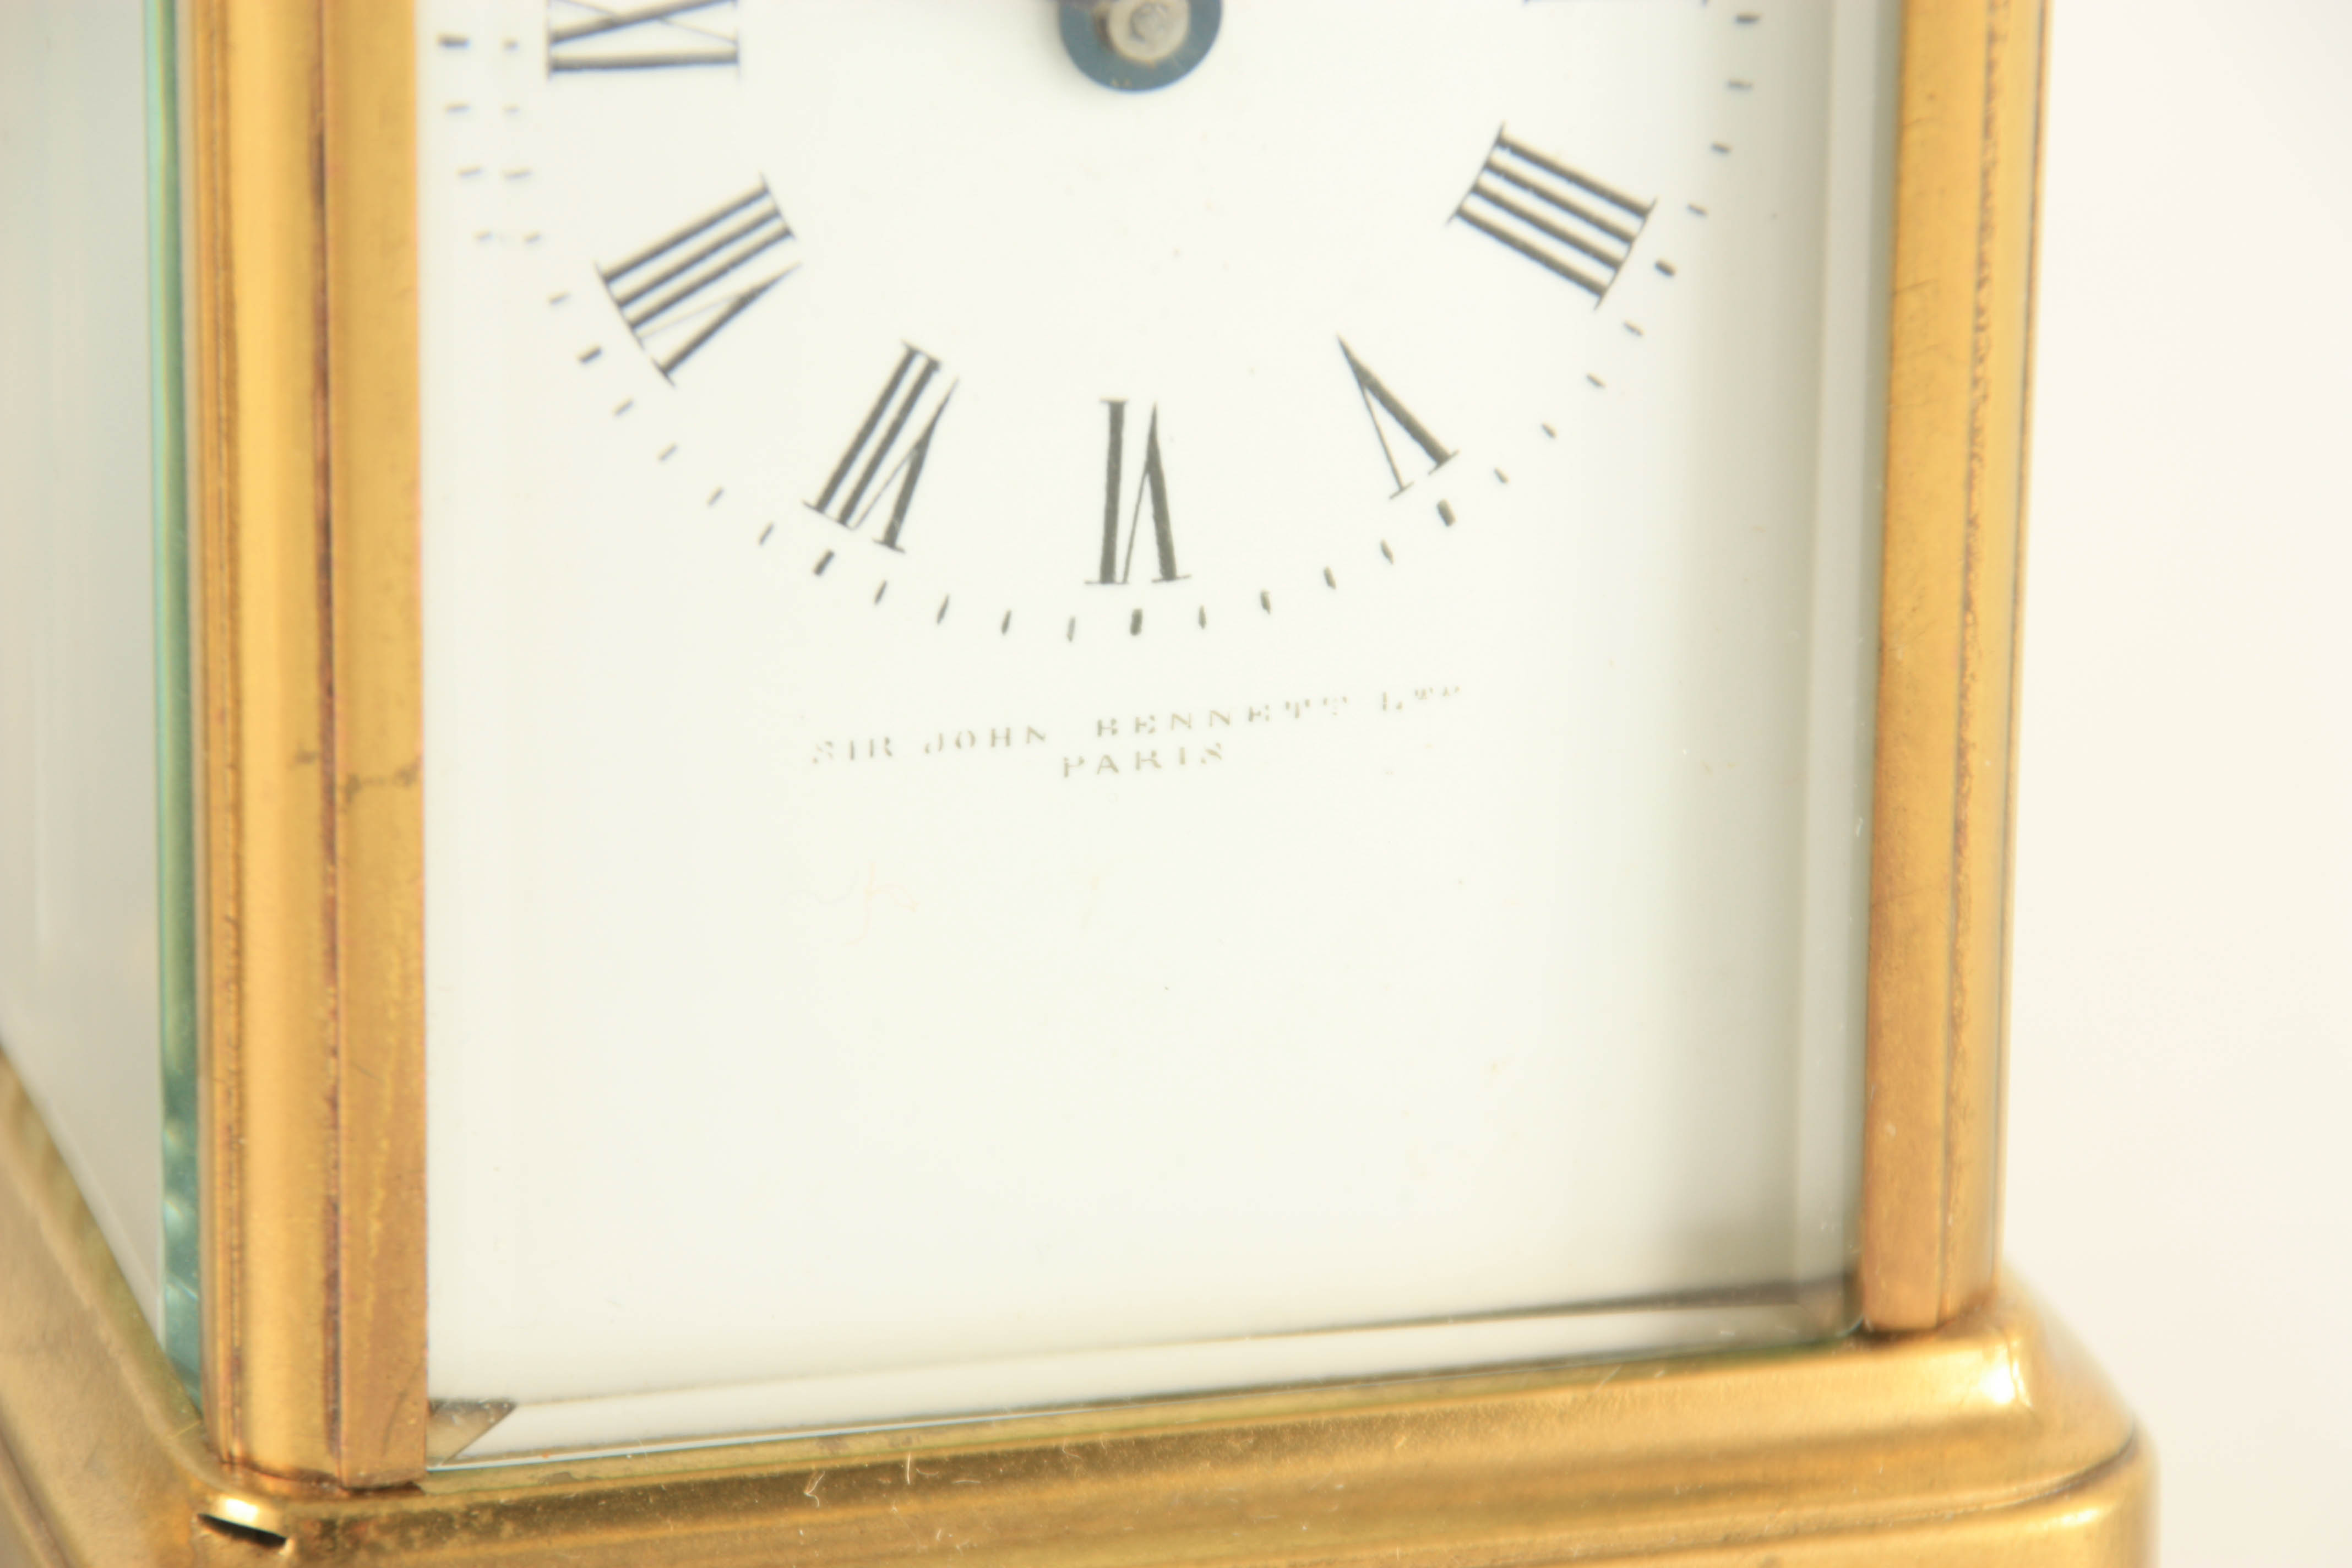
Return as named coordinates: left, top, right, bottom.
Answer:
left=148, top=0, right=200, bottom=1404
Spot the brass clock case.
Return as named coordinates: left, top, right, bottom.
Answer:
left=0, top=0, right=2148, bottom=1562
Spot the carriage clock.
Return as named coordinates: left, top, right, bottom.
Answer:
left=0, top=1, right=2151, bottom=1563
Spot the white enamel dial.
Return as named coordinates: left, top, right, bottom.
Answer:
left=420, top=0, right=1896, bottom=1457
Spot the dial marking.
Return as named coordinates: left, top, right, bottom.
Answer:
left=597, top=183, right=794, bottom=380
left=547, top=1, right=738, bottom=74
left=1336, top=339, right=1455, bottom=496
left=1095, top=402, right=1184, bottom=585
left=807, top=346, right=956, bottom=552
left=1455, top=132, right=1651, bottom=302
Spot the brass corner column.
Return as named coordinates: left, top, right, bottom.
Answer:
left=183, top=0, right=425, bottom=1487
left=1863, top=0, right=2048, bottom=1332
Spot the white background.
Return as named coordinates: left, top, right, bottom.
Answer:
left=2007, top=2, right=2352, bottom=1564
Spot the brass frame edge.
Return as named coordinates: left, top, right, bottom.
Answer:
left=322, top=0, right=430, bottom=1489
left=184, top=0, right=427, bottom=1485
left=1861, top=0, right=2049, bottom=1329
left=188, top=0, right=336, bottom=1477
left=1, top=1046, right=2150, bottom=1566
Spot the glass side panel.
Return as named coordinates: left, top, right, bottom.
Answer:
left=148, top=0, right=201, bottom=1402
left=0, top=0, right=169, bottom=1337
left=421, top=0, right=1898, bottom=1463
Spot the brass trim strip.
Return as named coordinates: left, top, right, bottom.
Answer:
left=184, top=0, right=425, bottom=1484
left=1862, top=0, right=2049, bottom=1329
left=322, top=0, right=429, bottom=1489
left=0, top=1043, right=2150, bottom=1567
left=187, top=0, right=336, bottom=1478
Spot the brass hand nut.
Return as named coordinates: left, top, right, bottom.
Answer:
left=1099, top=0, right=1193, bottom=66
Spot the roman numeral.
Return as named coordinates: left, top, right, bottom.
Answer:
left=548, top=1, right=739, bottom=73
left=1095, top=402, right=1183, bottom=585
left=1337, top=339, right=1454, bottom=496
left=807, top=347, right=956, bottom=552
left=1455, top=132, right=1651, bottom=302
left=597, top=183, right=793, bottom=379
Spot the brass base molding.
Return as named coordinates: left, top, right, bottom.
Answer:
left=0, top=1054, right=2148, bottom=1568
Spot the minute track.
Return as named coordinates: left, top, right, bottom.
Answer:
left=487, top=0, right=1761, bottom=655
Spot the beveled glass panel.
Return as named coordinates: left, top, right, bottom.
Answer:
left=0, top=0, right=176, bottom=1359
left=420, top=0, right=1899, bottom=1461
